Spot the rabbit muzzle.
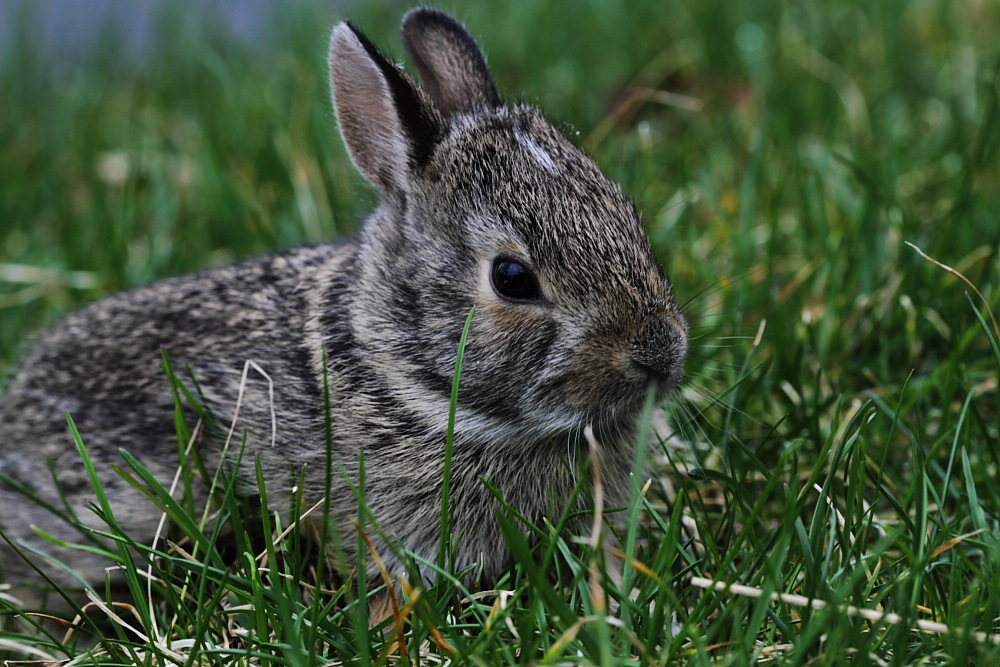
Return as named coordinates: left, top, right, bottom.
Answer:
left=629, top=309, right=688, bottom=393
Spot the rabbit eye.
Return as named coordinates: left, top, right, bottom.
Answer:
left=490, top=257, right=542, bottom=302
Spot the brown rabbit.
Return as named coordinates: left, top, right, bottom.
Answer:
left=0, top=8, right=687, bottom=609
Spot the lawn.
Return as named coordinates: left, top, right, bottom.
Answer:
left=2, top=0, right=1000, bottom=663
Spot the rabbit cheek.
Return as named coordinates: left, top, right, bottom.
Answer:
left=478, top=298, right=543, bottom=332
left=469, top=301, right=555, bottom=380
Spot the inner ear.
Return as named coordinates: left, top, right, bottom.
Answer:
left=402, top=8, right=502, bottom=118
left=330, top=21, right=445, bottom=195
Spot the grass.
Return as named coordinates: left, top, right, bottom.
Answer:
left=2, top=0, right=1000, bottom=663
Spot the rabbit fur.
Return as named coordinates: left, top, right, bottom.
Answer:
left=0, top=8, right=688, bottom=608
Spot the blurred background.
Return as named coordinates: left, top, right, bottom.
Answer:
left=1, top=0, right=998, bottom=467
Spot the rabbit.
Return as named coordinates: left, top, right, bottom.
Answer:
left=0, top=8, right=688, bottom=611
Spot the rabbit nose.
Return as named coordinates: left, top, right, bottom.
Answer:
left=630, top=311, right=688, bottom=388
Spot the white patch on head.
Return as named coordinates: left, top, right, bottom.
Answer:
left=513, top=127, right=559, bottom=175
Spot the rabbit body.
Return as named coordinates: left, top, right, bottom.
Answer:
left=0, top=9, right=687, bottom=606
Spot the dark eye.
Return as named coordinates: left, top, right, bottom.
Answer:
left=490, top=257, right=542, bottom=302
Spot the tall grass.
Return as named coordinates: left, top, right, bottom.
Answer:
left=2, top=0, right=999, bottom=663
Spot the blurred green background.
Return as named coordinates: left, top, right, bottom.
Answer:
left=1, top=0, right=998, bottom=455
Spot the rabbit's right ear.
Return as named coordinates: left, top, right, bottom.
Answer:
left=330, top=22, right=445, bottom=196
left=402, top=8, right=502, bottom=118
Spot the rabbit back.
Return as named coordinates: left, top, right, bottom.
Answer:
left=0, top=243, right=355, bottom=602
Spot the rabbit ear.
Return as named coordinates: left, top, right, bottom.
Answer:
left=329, top=22, right=445, bottom=195
left=402, top=8, right=502, bottom=118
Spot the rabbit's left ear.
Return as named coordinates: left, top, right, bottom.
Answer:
left=402, top=8, right=502, bottom=118
left=329, top=21, right=445, bottom=196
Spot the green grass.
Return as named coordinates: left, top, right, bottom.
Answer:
left=2, top=0, right=1000, bottom=663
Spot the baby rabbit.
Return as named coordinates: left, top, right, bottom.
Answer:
left=0, top=8, right=687, bottom=608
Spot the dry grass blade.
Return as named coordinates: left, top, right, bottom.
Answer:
left=691, top=576, right=1000, bottom=645
left=930, top=528, right=986, bottom=559
left=0, top=638, right=61, bottom=662
left=905, top=241, right=1000, bottom=339
left=584, top=424, right=607, bottom=617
